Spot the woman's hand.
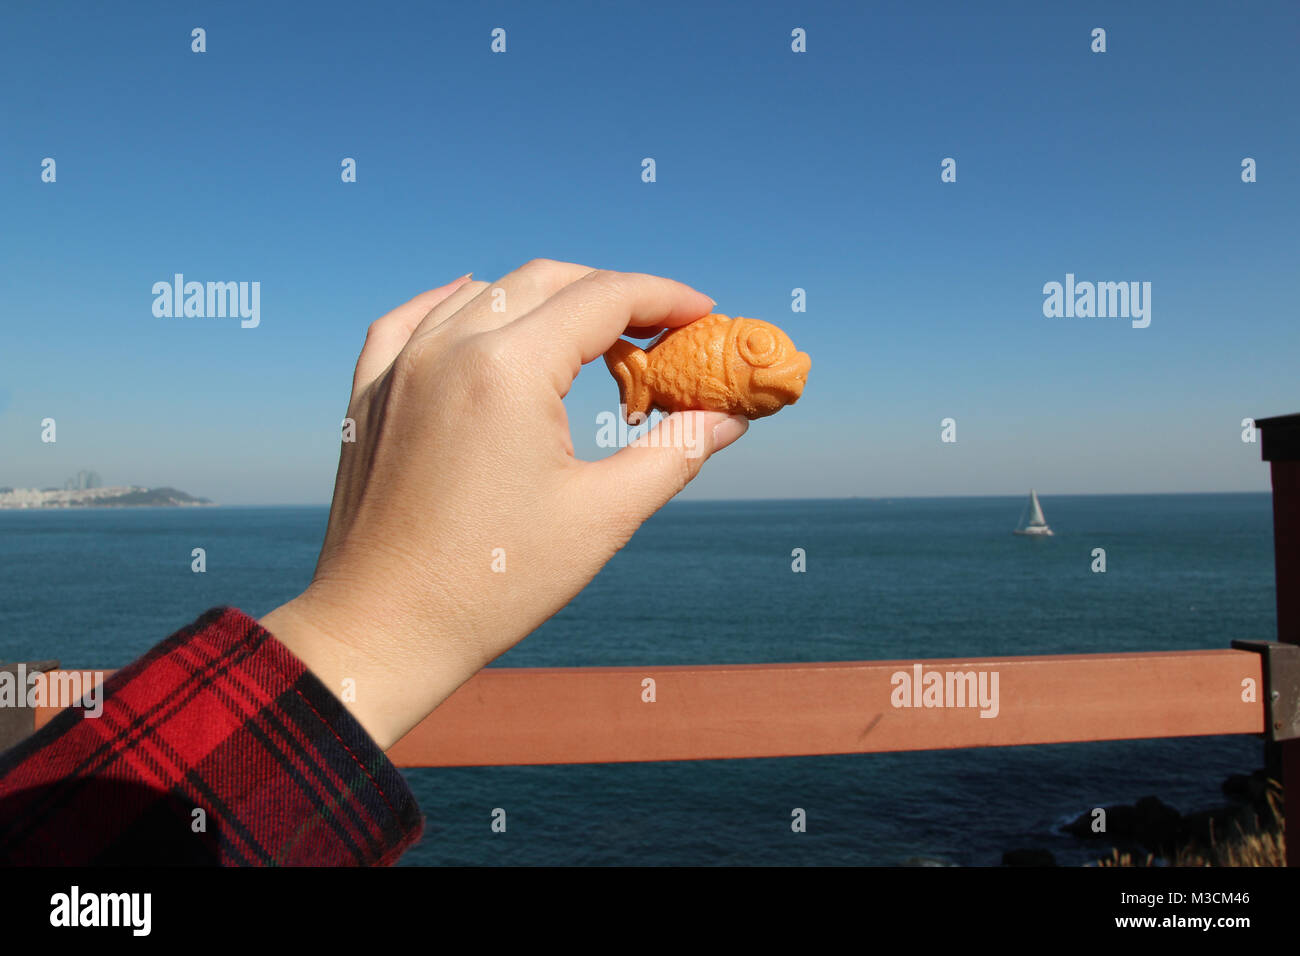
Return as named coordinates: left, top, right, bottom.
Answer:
left=260, top=259, right=748, bottom=749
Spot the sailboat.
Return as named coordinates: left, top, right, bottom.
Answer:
left=1013, top=489, right=1053, bottom=536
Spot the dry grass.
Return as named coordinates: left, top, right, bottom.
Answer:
left=1095, top=780, right=1284, bottom=867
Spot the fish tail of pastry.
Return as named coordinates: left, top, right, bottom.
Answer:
left=604, top=338, right=652, bottom=422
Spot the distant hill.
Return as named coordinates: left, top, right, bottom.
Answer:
left=0, top=486, right=215, bottom=509
left=92, top=487, right=214, bottom=507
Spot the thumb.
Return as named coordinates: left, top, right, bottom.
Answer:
left=579, top=410, right=749, bottom=523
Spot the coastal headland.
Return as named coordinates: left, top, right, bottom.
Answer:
left=0, top=486, right=214, bottom=509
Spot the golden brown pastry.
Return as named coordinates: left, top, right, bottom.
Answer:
left=604, top=314, right=810, bottom=422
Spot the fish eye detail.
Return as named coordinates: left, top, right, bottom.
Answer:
left=739, top=326, right=779, bottom=367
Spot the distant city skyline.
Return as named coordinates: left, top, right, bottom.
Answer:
left=2, top=2, right=1295, bottom=504
left=63, top=469, right=102, bottom=491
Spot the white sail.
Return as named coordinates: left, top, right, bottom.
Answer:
left=1014, top=489, right=1053, bottom=536
left=1027, top=489, right=1047, bottom=527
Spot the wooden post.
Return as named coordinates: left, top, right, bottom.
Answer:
left=1255, top=413, right=1300, bottom=866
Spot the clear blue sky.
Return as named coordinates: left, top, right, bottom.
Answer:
left=2, top=1, right=1296, bottom=504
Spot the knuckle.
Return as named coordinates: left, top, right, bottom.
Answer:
left=391, top=336, right=430, bottom=379
left=578, top=269, right=625, bottom=301
left=520, top=257, right=565, bottom=277
left=459, top=332, right=517, bottom=382
left=518, top=258, right=597, bottom=288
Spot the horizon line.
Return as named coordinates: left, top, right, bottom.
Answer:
left=139, top=489, right=1274, bottom=508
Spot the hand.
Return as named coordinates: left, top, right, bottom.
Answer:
left=260, top=259, right=749, bottom=749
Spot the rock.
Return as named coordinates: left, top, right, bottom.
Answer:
left=1223, top=769, right=1271, bottom=804
left=901, top=856, right=957, bottom=867
left=1249, top=769, right=1275, bottom=808
left=1062, top=797, right=1180, bottom=853
left=1003, top=848, right=1056, bottom=867
left=1134, top=796, right=1182, bottom=854
left=1063, top=804, right=1138, bottom=840
left=1064, top=771, right=1283, bottom=863
left=1180, top=806, right=1235, bottom=848
left=1222, top=774, right=1253, bottom=801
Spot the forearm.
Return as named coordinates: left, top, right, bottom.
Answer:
left=0, top=607, right=422, bottom=866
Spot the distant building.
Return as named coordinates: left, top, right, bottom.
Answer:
left=64, top=469, right=102, bottom=491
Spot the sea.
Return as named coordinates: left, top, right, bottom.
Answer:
left=0, top=494, right=1277, bottom=866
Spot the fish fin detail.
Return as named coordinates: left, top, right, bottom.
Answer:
left=698, top=378, right=732, bottom=411
left=604, top=338, right=652, bottom=422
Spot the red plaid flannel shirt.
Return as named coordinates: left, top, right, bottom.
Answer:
left=0, top=607, right=423, bottom=865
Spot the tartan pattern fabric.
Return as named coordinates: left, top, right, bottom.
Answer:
left=0, top=607, right=423, bottom=865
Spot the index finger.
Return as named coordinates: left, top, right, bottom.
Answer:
left=506, top=270, right=715, bottom=388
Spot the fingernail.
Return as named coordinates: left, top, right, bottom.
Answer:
left=459, top=272, right=473, bottom=281
left=712, top=414, right=748, bottom=451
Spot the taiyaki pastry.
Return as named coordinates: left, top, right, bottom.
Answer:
left=604, top=314, right=810, bottom=422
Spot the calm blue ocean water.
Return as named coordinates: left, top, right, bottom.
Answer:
left=0, top=494, right=1276, bottom=865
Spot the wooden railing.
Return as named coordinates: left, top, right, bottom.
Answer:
left=10, top=412, right=1300, bottom=863
left=28, top=650, right=1268, bottom=765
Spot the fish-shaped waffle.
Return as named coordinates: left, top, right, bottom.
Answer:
left=604, top=313, right=810, bottom=422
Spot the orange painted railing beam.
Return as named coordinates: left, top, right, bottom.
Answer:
left=33, top=648, right=1264, bottom=766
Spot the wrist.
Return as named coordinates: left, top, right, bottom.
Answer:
left=259, top=591, right=448, bottom=751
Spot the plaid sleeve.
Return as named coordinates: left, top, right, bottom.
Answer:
left=0, top=607, right=424, bottom=866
